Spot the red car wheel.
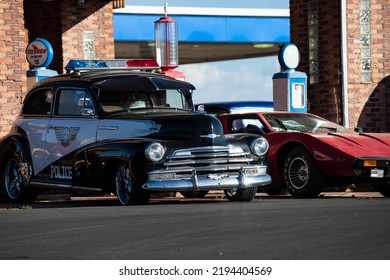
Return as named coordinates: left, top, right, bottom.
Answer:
left=283, top=147, right=326, bottom=198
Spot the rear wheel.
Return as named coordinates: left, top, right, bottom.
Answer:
left=3, top=157, right=38, bottom=204
left=115, top=162, right=150, bottom=205
left=224, top=186, right=257, bottom=202
left=283, top=147, right=326, bottom=198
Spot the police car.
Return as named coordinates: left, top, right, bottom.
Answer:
left=0, top=59, right=272, bottom=205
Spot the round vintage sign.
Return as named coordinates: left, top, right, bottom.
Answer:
left=278, top=43, right=300, bottom=71
left=26, top=38, right=54, bottom=68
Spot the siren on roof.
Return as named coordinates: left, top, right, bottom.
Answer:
left=65, top=59, right=160, bottom=72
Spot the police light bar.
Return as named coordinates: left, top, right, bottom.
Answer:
left=65, top=59, right=160, bottom=72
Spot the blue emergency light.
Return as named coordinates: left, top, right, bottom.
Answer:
left=65, top=59, right=160, bottom=72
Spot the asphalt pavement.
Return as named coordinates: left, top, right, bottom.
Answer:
left=1, top=190, right=389, bottom=260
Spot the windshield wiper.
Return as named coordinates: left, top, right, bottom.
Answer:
left=323, top=126, right=338, bottom=133
left=273, top=117, right=288, bottom=131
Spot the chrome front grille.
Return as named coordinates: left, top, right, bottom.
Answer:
left=164, top=146, right=254, bottom=174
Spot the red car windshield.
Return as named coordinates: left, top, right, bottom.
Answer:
left=263, top=113, right=349, bottom=133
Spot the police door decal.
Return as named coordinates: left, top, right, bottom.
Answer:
left=54, top=127, right=80, bottom=147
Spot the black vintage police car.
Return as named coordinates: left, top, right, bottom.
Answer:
left=0, top=59, right=271, bottom=205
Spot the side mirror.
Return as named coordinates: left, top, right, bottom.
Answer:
left=354, top=127, right=363, bottom=133
left=197, top=105, right=205, bottom=112
left=245, top=124, right=264, bottom=135
left=80, top=108, right=95, bottom=116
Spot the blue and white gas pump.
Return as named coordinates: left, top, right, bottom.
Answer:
left=26, top=38, right=58, bottom=90
left=272, top=43, right=307, bottom=112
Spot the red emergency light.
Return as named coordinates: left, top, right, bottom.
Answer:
left=125, top=59, right=159, bottom=68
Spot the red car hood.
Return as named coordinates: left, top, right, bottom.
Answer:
left=312, top=132, right=390, bottom=157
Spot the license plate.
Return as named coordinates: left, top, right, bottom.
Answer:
left=371, top=169, right=384, bottom=178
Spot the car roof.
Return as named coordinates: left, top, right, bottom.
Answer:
left=30, top=70, right=196, bottom=91
left=196, top=101, right=274, bottom=115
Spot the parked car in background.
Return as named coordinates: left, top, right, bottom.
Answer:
left=217, top=109, right=390, bottom=198
left=196, top=101, right=273, bottom=117
left=0, top=60, right=272, bottom=205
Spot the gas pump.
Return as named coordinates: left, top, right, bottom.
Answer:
left=155, top=3, right=185, bottom=80
left=26, top=38, right=58, bottom=91
left=272, top=43, right=307, bottom=112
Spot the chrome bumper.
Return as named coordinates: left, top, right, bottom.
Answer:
left=142, top=166, right=272, bottom=192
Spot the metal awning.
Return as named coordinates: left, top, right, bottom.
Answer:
left=114, top=6, right=290, bottom=64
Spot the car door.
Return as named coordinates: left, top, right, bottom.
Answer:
left=42, top=88, right=98, bottom=181
left=17, top=87, right=53, bottom=175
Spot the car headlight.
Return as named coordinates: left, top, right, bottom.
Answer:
left=250, top=137, right=269, bottom=156
left=145, top=142, right=165, bottom=162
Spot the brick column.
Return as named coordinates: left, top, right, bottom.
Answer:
left=290, top=0, right=390, bottom=132
left=0, top=0, right=27, bottom=138
left=290, top=0, right=343, bottom=124
left=61, top=1, right=115, bottom=71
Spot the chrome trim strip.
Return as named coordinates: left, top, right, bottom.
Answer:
left=29, top=182, right=102, bottom=192
left=30, top=181, right=72, bottom=189
left=98, top=126, right=119, bottom=130
left=167, top=151, right=250, bottom=159
left=143, top=173, right=272, bottom=192
left=200, top=133, right=221, bottom=139
left=72, top=186, right=103, bottom=192
left=164, top=158, right=253, bottom=167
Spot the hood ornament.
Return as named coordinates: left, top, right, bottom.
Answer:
left=200, top=133, right=221, bottom=139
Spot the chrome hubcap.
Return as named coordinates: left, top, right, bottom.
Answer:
left=5, top=159, right=23, bottom=199
left=116, top=164, right=132, bottom=204
left=288, top=157, right=309, bottom=190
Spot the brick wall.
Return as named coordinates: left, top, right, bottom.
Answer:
left=0, top=0, right=27, bottom=138
left=25, top=0, right=114, bottom=74
left=290, top=0, right=390, bottom=132
left=61, top=1, right=115, bottom=71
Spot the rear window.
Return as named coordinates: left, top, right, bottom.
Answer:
left=22, top=88, right=53, bottom=116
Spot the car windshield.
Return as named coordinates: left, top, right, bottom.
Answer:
left=97, top=89, right=192, bottom=114
left=263, top=113, right=349, bottom=133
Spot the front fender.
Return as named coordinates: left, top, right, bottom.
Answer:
left=72, top=139, right=158, bottom=192
left=0, top=133, right=32, bottom=168
left=0, top=133, right=33, bottom=184
left=225, top=133, right=268, bottom=163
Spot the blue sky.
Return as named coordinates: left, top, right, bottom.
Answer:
left=125, top=1, right=289, bottom=103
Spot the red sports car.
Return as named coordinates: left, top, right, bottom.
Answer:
left=217, top=111, right=390, bottom=198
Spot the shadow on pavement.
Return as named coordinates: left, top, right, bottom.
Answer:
left=0, top=189, right=384, bottom=210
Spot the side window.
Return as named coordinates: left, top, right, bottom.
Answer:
left=22, top=88, right=53, bottom=116
left=149, top=90, right=191, bottom=109
left=165, top=90, right=188, bottom=109
left=231, top=118, right=263, bottom=132
left=56, top=89, right=94, bottom=116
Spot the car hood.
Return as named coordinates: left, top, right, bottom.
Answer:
left=139, top=112, right=227, bottom=146
left=313, top=132, right=390, bottom=157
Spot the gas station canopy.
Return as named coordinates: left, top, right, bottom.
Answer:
left=114, top=6, right=290, bottom=64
